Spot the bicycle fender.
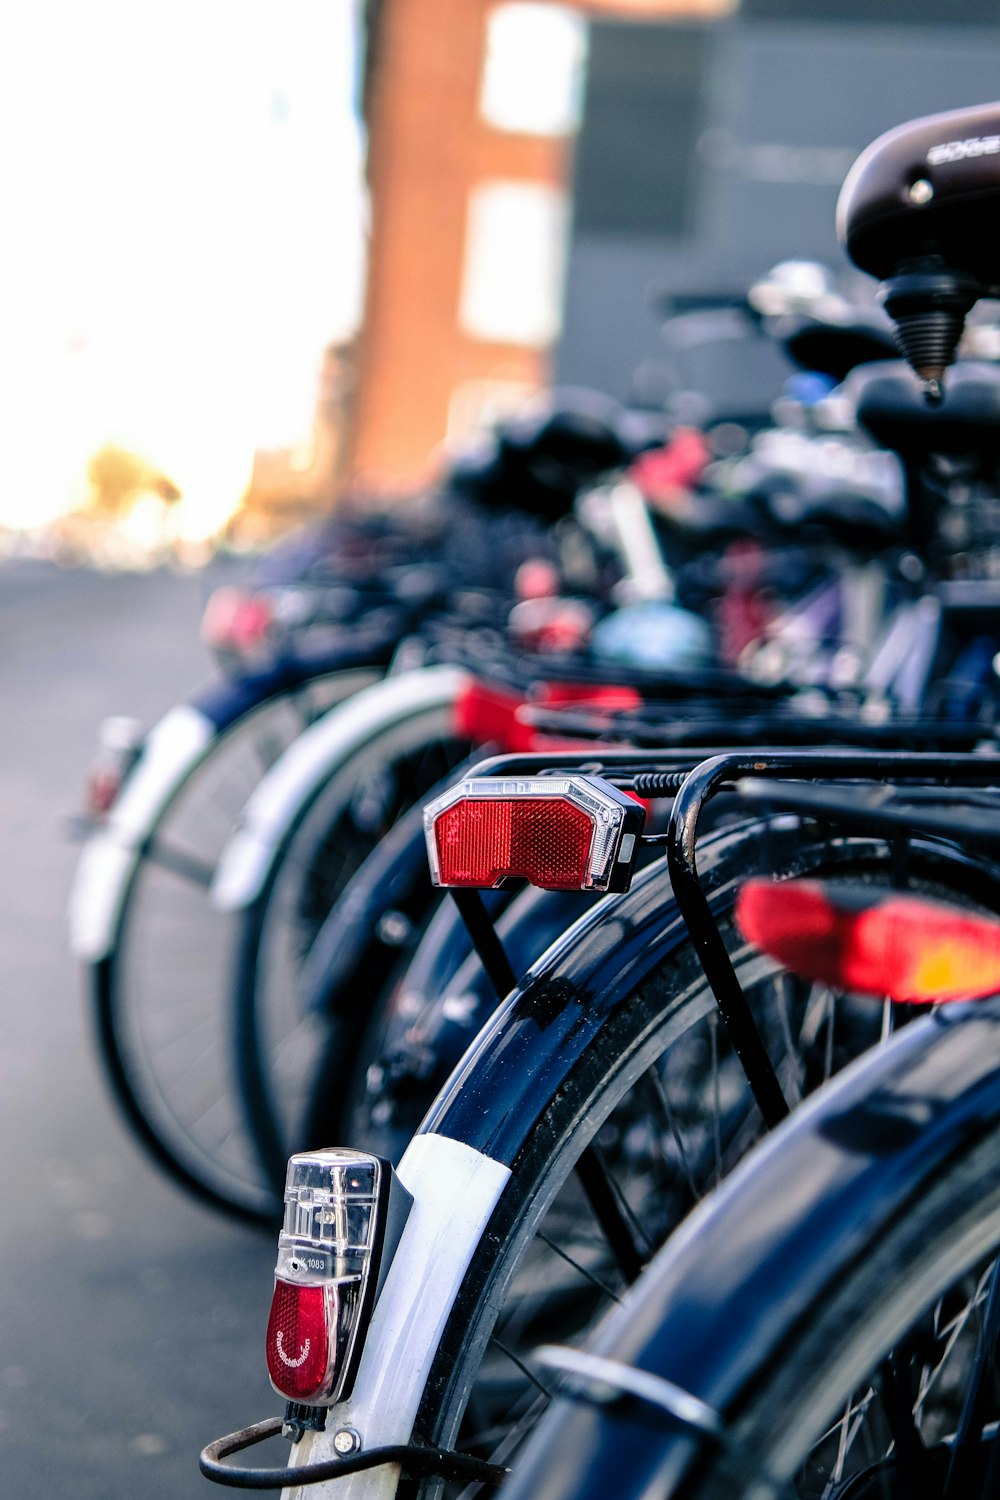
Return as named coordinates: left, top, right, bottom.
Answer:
left=190, top=650, right=383, bottom=731
left=374, top=886, right=596, bottom=1104
left=211, top=665, right=469, bottom=912
left=501, top=993, right=1000, bottom=1500
left=281, top=1131, right=510, bottom=1500
left=68, top=704, right=214, bottom=961
left=67, top=663, right=379, bottom=963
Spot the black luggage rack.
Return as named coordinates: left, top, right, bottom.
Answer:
left=447, top=744, right=1000, bottom=1135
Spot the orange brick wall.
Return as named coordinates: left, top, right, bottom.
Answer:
left=347, top=0, right=730, bottom=497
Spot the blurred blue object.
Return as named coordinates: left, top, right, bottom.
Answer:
left=590, top=601, right=714, bottom=670
left=785, top=371, right=838, bottom=405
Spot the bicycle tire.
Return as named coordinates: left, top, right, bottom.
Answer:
left=696, top=1143, right=1000, bottom=1500
left=91, top=669, right=372, bottom=1224
left=402, top=831, right=1000, bottom=1495
left=501, top=994, right=1000, bottom=1500
left=232, top=702, right=469, bottom=1194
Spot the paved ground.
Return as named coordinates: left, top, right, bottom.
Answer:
left=0, top=560, right=287, bottom=1497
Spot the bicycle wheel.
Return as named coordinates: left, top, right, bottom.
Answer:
left=501, top=993, right=1000, bottom=1500
left=402, top=834, right=1000, bottom=1494
left=232, top=703, right=470, bottom=1193
left=692, top=1148, right=1000, bottom=1500
left=91, top=669, right=372, bottom=1223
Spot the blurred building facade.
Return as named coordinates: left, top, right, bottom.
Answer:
left=342, top=0, right=1000, bottom=499
left=348, top=0, right=729, bottom=497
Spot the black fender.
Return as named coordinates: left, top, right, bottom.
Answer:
left=295, top=751, right=512, bottom=1022
left=187, top=635, right=394, bottom=732
left=420, top=820, right=1000, bottom=1168
left=352, top=884, right=596, bottom=1161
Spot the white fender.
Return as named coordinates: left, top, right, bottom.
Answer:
left=211, top=666, right=470, bottom=912
left=68, top=705, right=214, bottom=961
left=282, top=1131, right=511, bottom=1500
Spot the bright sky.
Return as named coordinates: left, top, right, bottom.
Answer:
left=0, top=0, right=366, bottom=537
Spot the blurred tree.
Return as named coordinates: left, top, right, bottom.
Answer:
left=86, top=445, right=180, bottom=518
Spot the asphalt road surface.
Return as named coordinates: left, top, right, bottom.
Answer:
left=0, top=560, right=286, bottom=1497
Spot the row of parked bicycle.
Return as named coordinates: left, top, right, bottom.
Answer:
left=71, top=100, right=1000, bottom=1497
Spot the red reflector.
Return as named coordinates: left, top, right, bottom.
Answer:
left=85, top=765, right=124, bottom=818
left=451, top=680, right=526, bottom=748
left=737, top=879, right=1000, bottom=1004
left=514, top=557, right=561, bottom=600
left=265, top=1280, right=334, bottom=1402
left=201, top=587, right=273, bottom=654
left=434, top=796, right=595, bottom=890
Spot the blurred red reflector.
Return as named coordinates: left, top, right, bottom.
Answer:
left=737, top=879, right=1000, bottom=1004
left=202, top=587, right=273, bottom=654
left=265, top=1280, right=334, bottom=1402
left=434, top=797, right=594, bottom=890
left=85, top=766, right=124, bottom=818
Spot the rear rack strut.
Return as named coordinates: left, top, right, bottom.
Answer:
left=200, top=1417, right=508, bottom=1490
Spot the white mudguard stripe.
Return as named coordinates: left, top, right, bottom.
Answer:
left=68, top=706, right=214, bottom=960
left=282, top=1132, right=511, bottom=1500
left=212, top=666, right=468, bottom=912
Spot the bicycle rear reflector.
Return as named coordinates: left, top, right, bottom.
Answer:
left=737, top=878, right=1000, bottom=1004
left=265, top=1149, right=412, bottom=1405
left=83, top=716, right=143, bottom=818
left=201, top=586, right=274, bottom=657
left=424, top=775, right=645, bottom=892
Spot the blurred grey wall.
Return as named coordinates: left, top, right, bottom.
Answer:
left=556, top=5, right=1000, bottom=415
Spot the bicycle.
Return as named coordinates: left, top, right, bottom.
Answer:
left=198, top=746, right=1000, bottom=1496
left=198, top=97, right=1000, bottom=1492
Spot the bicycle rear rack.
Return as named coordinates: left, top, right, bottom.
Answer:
left=445, top=745, right=1000, bottom=1132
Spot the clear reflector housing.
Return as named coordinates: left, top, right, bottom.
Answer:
left=424, top=775, right=644, bottom=892
left=264, top=1149, right=411, bottom=1406
left=737, top=878, right=1000, bottom=1004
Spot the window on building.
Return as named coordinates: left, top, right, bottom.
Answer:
left=479, top=3, right=588, bottom=136
left=459, top=180, right=570, bottom=346
left=573, top=22, right=710, bottom=238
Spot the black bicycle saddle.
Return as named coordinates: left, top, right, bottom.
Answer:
left=780, top=313, right=898, bottom=383
left=838, top=103, right=1000, bottom=394
left=848, top=359, right=1000, bottom=461
left=838, top=100, right=1000, bottom=287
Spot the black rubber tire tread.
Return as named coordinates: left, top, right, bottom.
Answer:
left=92, top=672, right=366, bottom=1224
left=407, top=833, right=1000, bottom=1493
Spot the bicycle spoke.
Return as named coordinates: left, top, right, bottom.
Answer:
left=773, top=973, right=805, bottom=1106
left=821, top=1386, right=878, bottom=1494
left=488, top=1337, right=554, bottom=1402
left=144, top=839, right=217, bottom=889
left=944, top=1260, right=1000, bottom=1499
left=536, top=1232, right=624, bottom=1305
left=656, top=1071, right=705, bottom=1206
left=575, top=1144, right=648, bottom=1284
